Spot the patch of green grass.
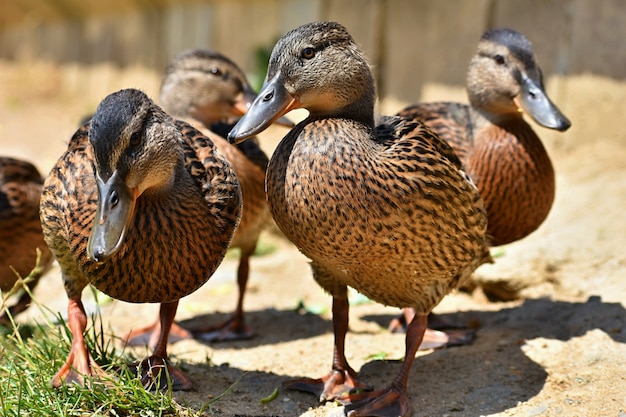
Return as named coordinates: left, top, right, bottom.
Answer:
left=364, top=351, right=390, bottom=361
left=0, top=259, right=237, bottom=416
left=0, top=308, right=183, bottom=416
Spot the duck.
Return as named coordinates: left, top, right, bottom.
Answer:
left=125, top=48, right=274, bottom=345
left=228, top=21, right=491, bottom=417
left=391, top=28, right=571, bottom=334
left=39, top=88, right=242, bottom=391
left=0, top=157, right=53, bottom=323
left=398, top=28, right=570, bottom=247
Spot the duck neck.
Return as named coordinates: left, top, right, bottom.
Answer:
left=309, top=83, right=377, bottom=129
left=466, top=106, right=553, bottom=180
left=469, top=105, right=525, bottom=130
left=140, top=157, right=189, bottom=201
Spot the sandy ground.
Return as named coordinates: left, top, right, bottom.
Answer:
left=1, top=61, right=625, bottom=416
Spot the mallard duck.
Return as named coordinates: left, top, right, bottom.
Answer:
left=229, top=21, right=490, bottom=417
left=39, top=88, right=242, bottom=390
left=390, top=28, right=572, bottom=336
left=0, top=157, right=53, bottom=323
left=125, top=49, right=272, bottom=344
left=398, top=28, right=570, bottom=247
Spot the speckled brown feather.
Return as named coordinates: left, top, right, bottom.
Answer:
left=160, top=49, right=270, bottom=262
left=268, top=115, right=489, bottom=314
left=155, top=49, right=272, bottom=341
left=398, top=102, right=555, bottom=246
left=0, top=157, right=53, bottom=303
left=40, top=106, right=242, bottom=303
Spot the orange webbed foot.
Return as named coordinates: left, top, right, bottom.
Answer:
left=284, top=369, right=372, bottom=402
left=51, top=348, right=108, bottom=388
left=339, top=383, right=410, bottom=417
left=128, top=356, right=192, bottom=391
left=193, top=317, right=255, bottom=342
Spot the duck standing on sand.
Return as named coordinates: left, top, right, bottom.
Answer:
left=126, top=49, right=275, bottom=344
left=0, top=157, right=53, bottom=322
left=229, top=21, right=490, bottom=417
left=40, top=88, right=242, bottom=390
left=392, top=28, right=571, bottom=332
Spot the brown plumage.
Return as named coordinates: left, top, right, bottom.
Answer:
left=125, top=49, right=271, bottom=344
left=0, top=157, right=53, bottom=322
left=39, top=88, right=242, bottom=390
left=229, top=21, right=490, bottom=417
left=398, top=28, right=571, bottom=246
left=165, top=49, right=270, bottom=341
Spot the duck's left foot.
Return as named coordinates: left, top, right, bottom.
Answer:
left=389, top=311, right=475, bottom=350
left=415, top=327, right=475, bottom=350
left=125, top=321, right=192, bottom=348
left=339, top=383, right=410, bottom=417
left=127, top=356, right=192, bottom=391
left=193, top=317, right=255, bottom=342
left=284, top=369, right=372, bottom=402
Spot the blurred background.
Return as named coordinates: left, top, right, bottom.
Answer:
left=1, top=0, right=625, bottom=172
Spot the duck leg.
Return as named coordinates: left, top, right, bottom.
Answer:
left=341, top=314, right=428, bottom=417
left=389, top=308, right=475, bottom=350
left=128, top=301, right=192, bottom=391
left=284, top=294, right=372, bottom=401
left=193, top=247, right=255, bottom=342
left=51, top=296, right=105, bottom=387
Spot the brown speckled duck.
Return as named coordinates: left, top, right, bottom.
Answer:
left=39, top=88, right=242, bottom=390
left=391, top=28, right=571, bottom=336
left=0, top=157, right=53, bottom=323
left=126, top=49, right=272, bottom=345
left=229, top=21, right=490, bottom=417
left=398, top=28, right=571, bottom=247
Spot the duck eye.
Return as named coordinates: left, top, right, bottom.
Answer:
left=301, top=47, right=316, bottom=59
left=211, top=67, right=222, bottom=76
left=494, top=54, right=506, bottom=65
left=128, top=131, right=142, bottom=152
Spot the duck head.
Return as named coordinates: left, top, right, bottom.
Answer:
left=160, top=49, right=258, bottom=126
left=160, top=48, right=293, bottom=130
left=87, top=89, right=181, bottom=262
left=467, top=28, right=571, bottom=131
left=229, top=21, right=374, bottom=143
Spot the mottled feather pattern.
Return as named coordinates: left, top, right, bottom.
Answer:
left=40, top=119, right=242, bottom=303
left=0, top=157, right=53, bottom=291
left=397, top=102, right=473, bottom=162
left=267, top=116, right=489, bottom=314
left=470, top=120, right=554, bottom=245
left=210, top=121, right=270, bottom=171
left=399, top=101, right=555, bottom=245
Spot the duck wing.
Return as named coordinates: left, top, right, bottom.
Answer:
left=396, top=102, right=473, bottom=162
left=175, top=120, right=242, bottom=225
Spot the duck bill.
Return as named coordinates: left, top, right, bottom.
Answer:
left=231, top=83, right=295, bottom=130
left=228, top=72, right=299, bottom=144
left=87, top=171, right=138, bottom=263
left=516, top=74, right=571, bottom=132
